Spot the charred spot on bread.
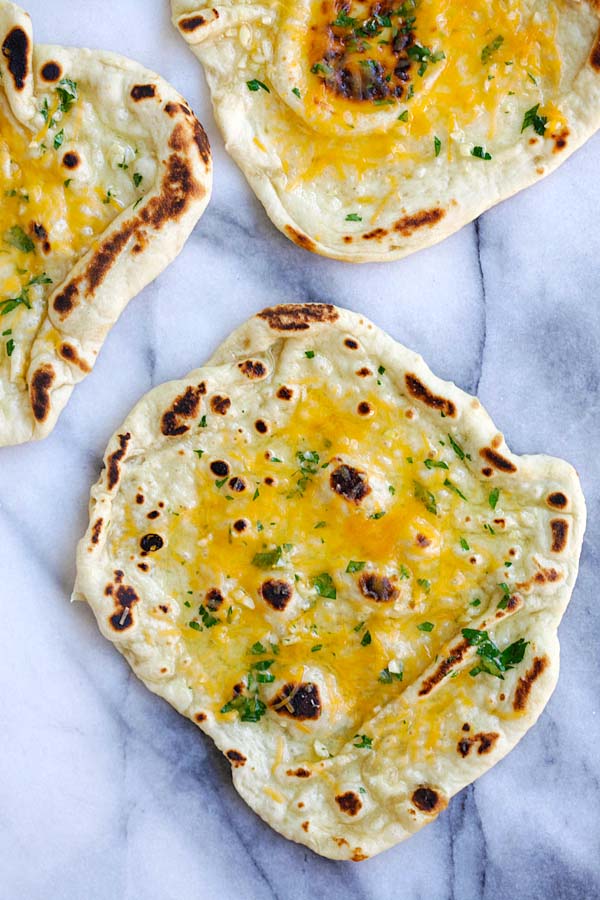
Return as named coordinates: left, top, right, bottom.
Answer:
left=161, top=385, right=204, bottom=436
left=359, top=573, right=398, bottom=602
left=30, top=364, right=55, bottom=422
left=2, top=26, right=29, bottom=90
left=258, top=303, right=338, bottom=331
left=238, top=359, right=267, bottom=379
left=550, top=519, right=568, bottom=553
left=62, top=151, right=80, bottom=169
left=107, top=433, right=131, bottom=489
left=271, top=682, right=322, bottom=719
left=140, top=533, right=164, bottom=553
left=335, top=791, right=362, bottom=816
left=330, top=464, right=371, bottom=503
left=41, top=60, right=61, bottom=82
left=225, top=749, right=246, bottom=767
left=405, top=373, right=456, bottom=417
left=131, top=84, right=156, bottom=101
left=261, top=579, right=292, bottom=610
left=411, top=786, right=444, bottom=813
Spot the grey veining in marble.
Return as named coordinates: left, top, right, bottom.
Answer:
left=1, top=2, right=600, bottom=898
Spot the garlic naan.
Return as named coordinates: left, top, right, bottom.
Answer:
left=74, top=303, right=585, bottom=860
left=172, top=0, right=600, bottom=261
left=0, top=1, right=211, bottom=446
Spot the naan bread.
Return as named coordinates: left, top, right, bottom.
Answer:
left=171, top=0, right=600, bottom=262
left=74, top=303, right=585, bottom=861
left=0, top=1, right=212, bottom=446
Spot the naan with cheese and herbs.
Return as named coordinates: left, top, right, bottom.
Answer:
left=75, top=303, right=585, bottom=860
left=171, top=0, right=600, bottom=261
left=0, top=1, right=211, bottom=446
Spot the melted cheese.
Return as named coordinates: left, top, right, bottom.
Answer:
left=271, top=0, right=563, bottom=180
left=117, top=379, right=531, bottom=751
left=0, top=78, right=148, bottom=376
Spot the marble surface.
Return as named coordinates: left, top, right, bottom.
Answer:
left=2, top=2, right=600, bottom=898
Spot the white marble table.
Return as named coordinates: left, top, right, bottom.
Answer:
left=2, top=2, right=599, bottom=898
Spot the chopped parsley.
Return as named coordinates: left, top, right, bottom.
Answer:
left=497, top=582, right=511, bottom=609
left=220, top=693, right=267, bottom=722
left=399, top=564, right=410, bottom=580
left=289, top=449, right=320, bottom=497
left=291, top=87, right=301, bottom=99
left=462, top=628, right=528, bottom=679
left=353, top=734, right=373, bottom=749
left=133, top=173, right=143, bottom=188
left=6, top=338, right=15, bottom=357
left=251, top=641, right=267, bottom=655
left=407, top=43, right=445, bottom=77
left=470, top=598, right=481, bottom=607
left=346, top=560, right=366, bottom=573
left=424, top=458, right=448, bottom=470
left=369, top=511, right=386, bottom=520
left=434, top=135, right=441, bottom=157
left=521, top=103, right=548, bottom=136
left=252, top=546, right=282, bottom=569
left=444, top=477, right=468, bottom=501
left=312, top=572, right=336, bottom=599
left=460, top=537, right=470, bottom=551
left=447, top=433, right=470, bottom=461
left=247, top=79, right=270, bottom=93
left=417, top=621, right=434, bottom=632
left=311, top=644, right=323, bottom=652
left=398, top=109, right=409, bottom=122
left=489, top=487, right=500, bottom=509
left=56, top=77, right=78, bottom=114
left=361, top=630, right=372, bottom=646
left=304, top=350, right=315, bottom=359
left=198, top=604, right=219, bottom=628
left=481, top=35, right=504, bottom=64
left=53, top=129, right=64, bottom=150
left=379, top=666, right=403, bottom=683
left=193, top=449, right=204, bottom=458
left=417, top=578, right=431, bottom=593
left=471, top=146, right=492, bottom=160
left=414, top=480, right=437, bottom=515
left=346, top=213, right=362, bottom=222
left=5, top=226, right=34, bottom=253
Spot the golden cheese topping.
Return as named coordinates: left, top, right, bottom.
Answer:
left=276, top=0, right=565, bottom=173
left=0, top=77, right=148, bottom=369
left=113, top=375, right=536, bottom=753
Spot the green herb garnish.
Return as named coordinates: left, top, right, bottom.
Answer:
left=313, top=572, right=336, bottom=599
left=521, top=103, right=547, bottom=136
left=481, top=35, right=504, bottom=63
left=247, top=79, right=270, bottom=93
left=252, top=546, right=282, bottom=569
left=462, top=628, right=528, bottom=679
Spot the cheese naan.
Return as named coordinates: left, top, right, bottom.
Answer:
left=172, top=0, right=600, bottom=261
left=74, top=303, right=586, bottom=860
left=0, top=1, right=211, bottom=446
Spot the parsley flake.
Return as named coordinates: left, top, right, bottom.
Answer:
left=247, top=79, right=270, bottom=93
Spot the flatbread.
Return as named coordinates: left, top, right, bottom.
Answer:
left=74, top=303, right=585, bottom=860
left=171, top=0, right=600, bottom=262
left=0, top=1, right=212, bottom=446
